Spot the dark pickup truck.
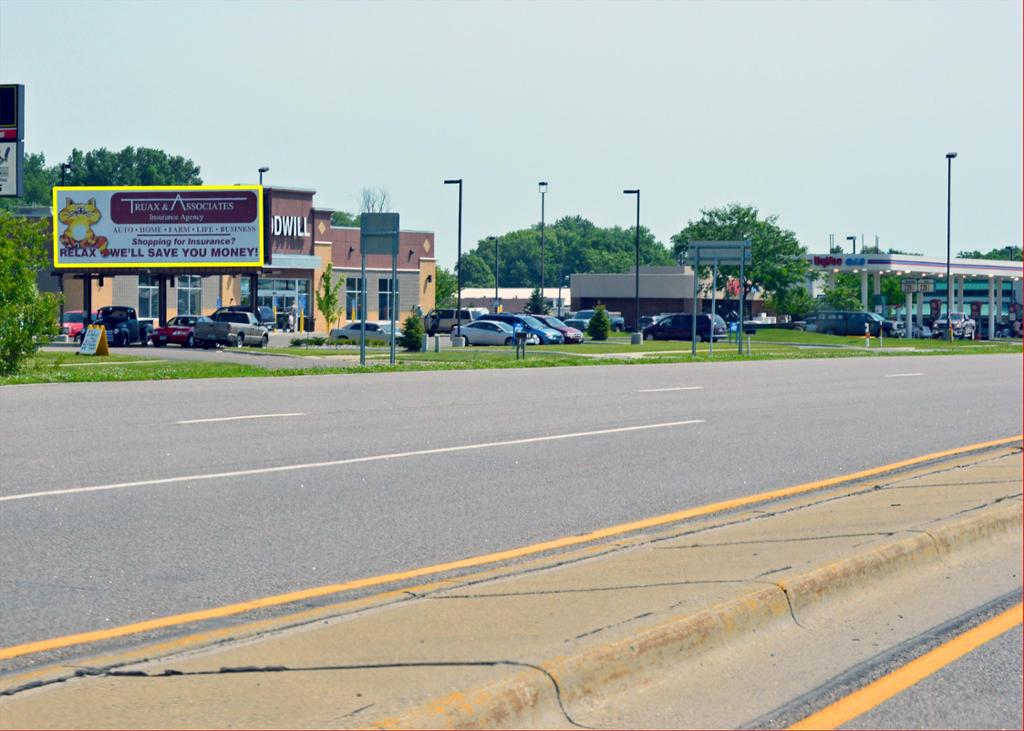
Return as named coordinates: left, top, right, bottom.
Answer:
left=86, top=306, right=153, bottom=347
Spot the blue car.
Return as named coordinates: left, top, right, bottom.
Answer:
left=478, top=313, right=565, bottom=344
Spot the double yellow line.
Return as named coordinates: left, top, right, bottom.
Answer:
left=1, top=435, right=1019, bottom=663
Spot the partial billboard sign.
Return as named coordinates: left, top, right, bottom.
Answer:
left=53, top=186, right=264, bottom=268
left=0, top=84, right=24, bottom=141
left=0, top=141, right=23, bottom=197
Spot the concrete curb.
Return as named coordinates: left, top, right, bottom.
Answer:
left=368, top=499, right=1022, bottom=730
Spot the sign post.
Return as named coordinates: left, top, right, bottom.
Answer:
left=685, top=241, right=752, bottom=356
left=360, top=212, right=400, bottom=366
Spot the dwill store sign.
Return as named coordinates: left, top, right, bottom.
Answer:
left=272, top=215, right=310, bottom=239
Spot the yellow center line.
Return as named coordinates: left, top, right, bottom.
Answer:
left=788, top=603, right=1023, bottom=730
left=0, top=434, right=1019, bottom=662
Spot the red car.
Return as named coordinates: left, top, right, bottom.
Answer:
left=150, top=315, right=203, bottom=348
left=61, top=310, right=92, bottom=339
left=533, top=315, right=585, bottom=343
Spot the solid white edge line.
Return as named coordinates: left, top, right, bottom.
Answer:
left=3, top=420, right=705, bottom=502
left=638, top=387, right=704, bottom=393
left=884, top=373, right=924, bottom=378
left=176, top=413, right=306, bottom=424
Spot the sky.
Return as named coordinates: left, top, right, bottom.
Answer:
left=1, top=0, right=1020, bottom=267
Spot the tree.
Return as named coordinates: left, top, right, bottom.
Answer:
left=398, top=312, right=425, bottom=351
left=456, top=215, right=673, bottom=288
left=957, top=246, right=1022, bottom=261
left=765, top=287, right=816, bottom=320
left=330, top=211, right=360, bottom=227
left=0, top=212, right=60, bottom=375
left=0, top=153, right=58, bottom=212
left=359, top=187, right=392, bottom=213
left=0, top=147, right=203, bottom=213
left=524, top=287, right=549, bottom=315
left=586, top=304, right=611, bottom=341
left=670, top=204, right=810, bottom=305
left=820, top=281, right=862, bottom=311
left=62, top=146, right=202, bottom=186
left=434, top=267, right=458, bottom=308
left=315, top=263, right=345, bottom=338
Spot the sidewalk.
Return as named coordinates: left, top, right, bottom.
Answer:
left=1, top=445, right=1020, bottom=729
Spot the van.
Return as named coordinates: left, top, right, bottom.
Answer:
left=804, top=311, right=903, bottom=337
left=423, top=308, right=479, bottom=335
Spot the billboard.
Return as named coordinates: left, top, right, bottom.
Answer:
left=53, top=186, right=264, bottom=269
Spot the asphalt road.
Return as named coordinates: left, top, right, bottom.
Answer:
left=843, top=624, right=1022, bottom=730
left=1, top=354, right=1020, bottom=652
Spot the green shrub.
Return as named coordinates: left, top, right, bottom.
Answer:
left=0, top=213, right=59, bottom=375
left=587, top=304, right=611, bottom=341
left=398, top=312, right=425, bottom=351
left=290, top=336, right=327, bottom=347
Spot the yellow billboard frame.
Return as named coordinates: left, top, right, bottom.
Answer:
left=52, top=185, right=265, bottom=269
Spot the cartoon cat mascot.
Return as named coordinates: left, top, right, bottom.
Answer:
left=59, top=198, right=109, bottom=255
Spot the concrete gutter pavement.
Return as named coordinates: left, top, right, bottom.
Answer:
left=1, top=445, right=1020, bottom=729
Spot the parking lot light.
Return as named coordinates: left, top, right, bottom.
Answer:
left=444, top=179, right=464, bottom=338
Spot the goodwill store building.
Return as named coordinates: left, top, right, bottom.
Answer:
left=50, top=186, right=437, bottom=332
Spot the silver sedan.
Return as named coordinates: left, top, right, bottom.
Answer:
left=454, top=320, right=536, bottom=346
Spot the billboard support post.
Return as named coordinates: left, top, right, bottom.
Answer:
left=360, top=212, right=400, bottom=367
left=685, top=240, right=752, bottom=357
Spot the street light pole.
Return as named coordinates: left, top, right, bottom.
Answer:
left=623, top=189, right=640, bottom=339
left=444, top=179, right=463, bottom=340
left=488, top=236, right=499, bottom=312
left=59, top=162, right=73, bottom=326
left=539, top=181, right=548, bottom=304
left=258, top=166, right=269, bottom=185
left=946, top=152, right=957, bottom=342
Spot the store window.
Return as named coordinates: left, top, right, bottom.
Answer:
left=378, top=277, right=399, bottom=321
left=346, top=277, right=363, bottom=319
left=176, top=275, right=201, bottom=315
left=138, top=275, right=158, bottom=318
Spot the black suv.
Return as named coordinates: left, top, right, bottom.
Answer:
left=641, top=313, right=725, bottom=342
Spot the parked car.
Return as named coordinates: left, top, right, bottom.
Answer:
left=218, top=305, right=277, bottom=331
left=907, top=318, right=932, bottom=339
left=61, top=310, right=93, bottom=339
left=329, top=322, right=400, bottom=344
left=531, top=315, right=584, bottom=343
left=572, top=309, right=626, bottom=332
left=477, top=313, right=564, bottom=344
left=91, top=306, right=153, bottom=347
left=638, top=315, right=668, bottom=329
left=452, top=320, right=534, bottom=346
left=150, top=315, right=202, bottom=348
left=195, top=309, right=269, bottom=348
left=804, top=311, right=904, bottom=337
left=423, top=308, right=480, bottom=335
left=931, top=313, right=976, bottom=339
left=642, top=313, right=726, bottom=342
left=563, top=316, right=590, bottom=331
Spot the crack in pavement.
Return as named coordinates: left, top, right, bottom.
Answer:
left=83, top=660, right=594, bottom=729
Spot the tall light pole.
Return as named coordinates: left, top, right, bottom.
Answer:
left=538, top=181, right=548, bottom=303
left=444, top=179, right=464, bottom=338
left=59, top=162, right=73, bottom=326
left=488, top=235, right=499, bottom=312
left=946, top=152, right=957, bottom=342
left=623, top=189, right=640, bottom=341
left=258, top=166, right=269, bottom=185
